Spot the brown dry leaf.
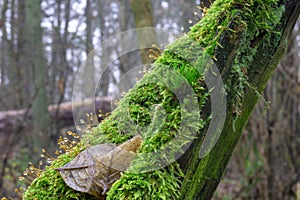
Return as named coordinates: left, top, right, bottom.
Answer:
left=55, top=135, right=143, bottom=198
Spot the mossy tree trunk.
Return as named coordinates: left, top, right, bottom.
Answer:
left=23, top=0, right=300, bottom=199
left=179, top=0, right=300, bottom=199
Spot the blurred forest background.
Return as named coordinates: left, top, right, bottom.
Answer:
left=0, top=0, right=299, bottom=199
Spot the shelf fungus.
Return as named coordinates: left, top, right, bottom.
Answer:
left=55, top=135, right=143, bottom=198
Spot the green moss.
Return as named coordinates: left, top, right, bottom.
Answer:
left=224, top=1, right=283, bottom=121
left=190, top=0, right=284, bottom=128
left=84, top=53, right=209, bottom=199
left=107, top=164, right=184, bottom=200
left=23, top=0, right=286, bottom=199
left=24, top=38, right=209, bottom=199
left=23, top=144, right=98, bottom=199
left=179, top=0, right=286, bottom=199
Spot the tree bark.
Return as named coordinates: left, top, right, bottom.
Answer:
left=178, top=0, right=300, bottom=199
left=130, top=0, right=157, bottom=64
left=0, top=0, right=8, bottom=86
left=23, top=0, right=50, bottom=152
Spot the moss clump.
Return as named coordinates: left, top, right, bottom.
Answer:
left=107, top=164, right=184, bottom=200
left=23, top=144, right=98, bottom=200
left=84, top=58, right=209, bottom=199
left=24, top=35, right=209, bottom=199
left=190, top=0, right=283, bottom=124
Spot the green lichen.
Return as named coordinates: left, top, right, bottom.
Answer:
left=23, top=0, right=286, bottom=199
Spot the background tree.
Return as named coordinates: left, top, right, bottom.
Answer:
left=131, top=0, right=156, bottom=64
left=24, top=0, right=50, bottom=152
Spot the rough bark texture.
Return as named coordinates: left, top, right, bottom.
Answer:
left=23, top=0, right=300, bottom=199
left=179, top=0, right=300, bottom=199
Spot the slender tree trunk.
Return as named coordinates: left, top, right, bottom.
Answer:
left=11, top=0, right=25, bottom=109
left=0, top=0, right=8, bottom=87
left=130, top=0, right=157, bottom=64
left=24, top=0, right=50, bottom=152
left=84, top=0, right=95, bottom=97
left=50, top=0, right=71, bottom=144
left=96, top=0, right=110, bottom=96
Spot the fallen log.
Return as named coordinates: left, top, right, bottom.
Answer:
left=0, top=96, right=112, bottom=134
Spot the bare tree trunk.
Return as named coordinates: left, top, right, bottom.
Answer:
left=130, top=0, right=157, bottom=64
left=0, top=0, right=8, bottom=87
left=96, top=0, right=110, bottom=96
left=10, top=0, right=26, bottom=109
left=50, top=0, right=71, bottom=144
left=84, top=0, right=95, bottom=98
left=24, top=0, right=50, bottom=152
